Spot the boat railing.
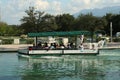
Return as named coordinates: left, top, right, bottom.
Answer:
left=28, top=46, right=78, bottom=50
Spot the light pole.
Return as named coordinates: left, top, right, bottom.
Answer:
left=110, top=22, right=112, bottom=42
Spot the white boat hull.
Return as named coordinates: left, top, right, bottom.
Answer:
left=18, top=49, right=99, bottom=56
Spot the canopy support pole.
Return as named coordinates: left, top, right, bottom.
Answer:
left=34, top=36, right=38, bottom=46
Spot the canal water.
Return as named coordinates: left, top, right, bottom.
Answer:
left=0, top=49, right=120, bottom=80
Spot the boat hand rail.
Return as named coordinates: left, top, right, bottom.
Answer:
left=28, top=46, right=79, bottom=50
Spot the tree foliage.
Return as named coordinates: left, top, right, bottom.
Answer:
left=19, top=6, right=120, bottom=37
left=20, top=7, right=44, bottom=33
left=110, top=14, right=120, bottom=35
left=75, top=13, right=107, bottom=41
left=20, top=7, right=59, bottom=33
left=55, top=14, right=75, bottom=31
left=0, top=22, right=21, bottom=36
left=76, top=13, right=106, bottom=31
left=0, top=6, right=120, bottom=38
left=103, top=13, right=120, bottom=35
left=40, top=14, right=58, bottom=31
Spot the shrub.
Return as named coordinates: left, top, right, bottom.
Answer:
left=20, top=38, right=34, bottom=44
left=113, top=38, right=120, bottom=42
left=20, top=34, right=27, bottom=39
left=2, top=39, right=13, bottom=44
left=26, top=39, right=34, bottom=44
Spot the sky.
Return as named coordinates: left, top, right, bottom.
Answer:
left=0, top=0, right=120, bottom=25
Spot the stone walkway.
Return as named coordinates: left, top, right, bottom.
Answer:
left=0, top=44, right=32, bottom=52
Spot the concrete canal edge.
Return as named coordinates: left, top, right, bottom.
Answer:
left=0, top=44, right=32, bottom=53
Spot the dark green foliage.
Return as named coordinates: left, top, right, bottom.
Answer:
left=0, top=6, right=120, bottom=38
left=20, top=38, right=34, bottom=44
left=20, top=39, right=26, bottom=44
left=104, top=13, right=120, bottom=35
left=113, top=37, right=120, bottom=42
left=55, top=14, right=75, bottom=31
left=2, top=39, right=13, bottom=44
left=111, top=14, right=120, bottom=35
left=20, top=7, right=59, bottom=33
left=40, top=14, right=58, bottom=31
left=0, top=22, right=23, bottom=36
left=75, top=13, right=107, bottom=42
left=19, top=7, right=120, bottom=37
left=20, top=7, right=44, bottom=33
left=26, top=39, right=34, bottom=44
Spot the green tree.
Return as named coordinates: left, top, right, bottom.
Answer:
left=103, top=13, right=113, bottom=35
left=0, top=22, right=21, bottom=36
left=111, top=14, right=120, bottom=35
left=103, top=13, right=120, bottom=35
left=20, top=7, right=44, bottom=33
left=20, top=6, right=59, bottom=33
left=0, top=22, right=8, bottom=36
left=55, top=14, right=75, bottom=31
left=75, top=13, right=106, bottom=42
left=7, top=25, right=23, bottom=36
left=40, top=14, right=58, bottom=31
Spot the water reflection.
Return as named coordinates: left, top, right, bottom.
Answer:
left=18, top=55, right=120, bottom=80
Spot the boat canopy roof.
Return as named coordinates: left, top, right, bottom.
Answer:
left=28, top=31, right=91, bottom=37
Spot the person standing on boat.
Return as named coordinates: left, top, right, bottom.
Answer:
left=80, top=35, right=84, bottom=44
left=79, top=35, right=84, bottom=51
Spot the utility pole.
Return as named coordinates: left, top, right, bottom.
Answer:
left=110, top=22, right=112, bottom=42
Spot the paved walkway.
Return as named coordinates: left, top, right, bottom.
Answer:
left=104, top=42, right=120, bottom=49
left=0, top=44, right=32, bottom=52
left=0, top=44, right=32, bottom=49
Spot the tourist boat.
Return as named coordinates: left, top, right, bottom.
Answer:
left=18, top=31, right=99, bottom=57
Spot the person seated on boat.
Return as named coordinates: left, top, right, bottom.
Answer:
left=92, top=43, right=98, bottom=50
left=32, top=43, right=37, bottom=49
left=28, top=46, right=33, bottom=50
left=67, top=43, right=71, bottom=49
left=60, top=44, right=65, bottom=49
left=56, top=43, right=60, bottom=49
left=43, top=43, right=49, bottom=49
left=49, top=43, right=55, bottom=49
left=37, top=42, right=42, bottom=49
left=53, top=43, right=57, bottom=49
left=70, top=42, right=75, bottom=49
